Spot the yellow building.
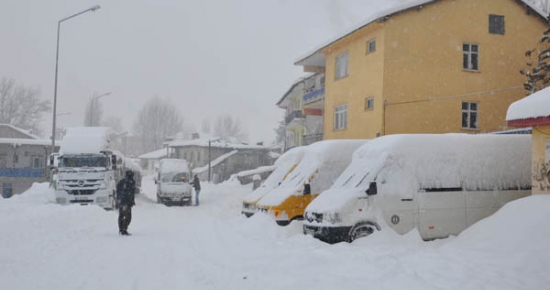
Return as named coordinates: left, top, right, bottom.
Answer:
left=507, top=87, right=550, bottom=194
left=295, top=0, right=547, bottom=139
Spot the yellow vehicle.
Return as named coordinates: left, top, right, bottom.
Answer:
left=256, top=140, right=367, bottom=226
left=241, top=147, right=306, bottom=217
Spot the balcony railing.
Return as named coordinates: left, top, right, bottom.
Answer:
left=303, top=88, right=325, bottom=105
left=285, top=110, right=305, bottom=125
left=303, top=133, right=323, bottom=146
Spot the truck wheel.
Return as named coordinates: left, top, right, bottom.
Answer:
left=348, top=223, right=375, bottom=242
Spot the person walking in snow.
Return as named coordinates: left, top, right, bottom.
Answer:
left=117, top=170, right=136, bottom=235
left=191, top=174, right=201, bottom=206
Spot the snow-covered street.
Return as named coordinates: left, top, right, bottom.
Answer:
left=1, top=175, right=549, bottom=290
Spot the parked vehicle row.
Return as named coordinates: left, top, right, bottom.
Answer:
left=244, top=134, right=532, bottom=244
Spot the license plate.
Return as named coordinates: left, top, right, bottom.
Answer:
left=75, top=196, right=88, bottom=201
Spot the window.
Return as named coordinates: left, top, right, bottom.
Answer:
left=489, top=14, right=505, bottom=35
left=365, top=97, right=374, bottom=110
left=335, top=52, right=349, bottom=79
left=367, top=39, right=376, bottom=54
left=462, top=101, right=478, bottom=129
left=334, top=104, right=348, bottom=130
left=463, top=43, right=479, bottom=71
left=2, top=183, right=13, bottom=199
left=0, top=154, right=6, bottom=167
left=30, top=155, right=44, bottom=168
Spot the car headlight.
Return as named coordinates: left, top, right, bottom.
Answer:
left=323, top=212, right=341, bottom=224
left=56, top=197, right=66, bottom=204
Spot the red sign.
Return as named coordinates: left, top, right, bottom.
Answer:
left=303, top=108, right=323, bottom=116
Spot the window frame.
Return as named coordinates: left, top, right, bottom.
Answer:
left=335, top=52, right=349, bottom=80
left=365, top=97, right=375, bottom=110
left=488, top=14, right=505, bottom=35
left=461, top=101, right=479, bottom=130
left=462, top=43, right=479, bottom=71
left=367, top=39, right=376, bottom=54
left=334, top=104, right=348, bottom=130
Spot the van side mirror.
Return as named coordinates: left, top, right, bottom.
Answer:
left=303, top=183, right=311, bottom=195
left=366, top=182, right=377, bottom=196
left=111, top=155, right=117, bottom=169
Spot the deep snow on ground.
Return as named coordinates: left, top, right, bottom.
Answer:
left=1, top=176, right=549, bottom=290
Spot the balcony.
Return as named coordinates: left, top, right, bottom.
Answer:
left=303, top=88, right=325, bottom=105
left=303, top=133, right=323, bottom=146
left=285, top=110, right=305, bottom=125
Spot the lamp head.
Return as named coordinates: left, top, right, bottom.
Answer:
left=90, top=5, right=101, bottom=12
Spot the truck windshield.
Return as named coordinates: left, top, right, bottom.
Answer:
left=160, top=173, right=188, bottom=183
left=59, top=156, right=108, bottom=168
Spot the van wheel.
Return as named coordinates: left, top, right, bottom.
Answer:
left=348, top=223, right=375, bottom=242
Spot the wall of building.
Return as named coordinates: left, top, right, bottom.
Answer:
left=0, top=144, right=52, bottom=197
left=322, top=0, right=546, bottom=139
left=531, top=125, right=550, bottom=194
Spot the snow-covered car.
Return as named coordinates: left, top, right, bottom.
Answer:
left=256, top=140, right=368, bottom=226
left=303, top=134, right=532, bottom=243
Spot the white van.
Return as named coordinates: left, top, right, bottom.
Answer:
left=256, top=140, right=368, bottom=226
left=303, top=134, right=531, bottom=243
left=156, top=159, right=193, bottom=206
left=241, top=146, right=306, bottom=217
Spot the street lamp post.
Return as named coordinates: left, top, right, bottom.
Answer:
left=90, top=92, right=111, bottom=126
left=51, top=5, right=101, bottom=152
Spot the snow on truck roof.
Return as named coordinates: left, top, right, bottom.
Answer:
left=159, top=158, right=190, bottom=173
left=258, top=140, right=368, bottom=207
left=306, top=134, right=532, bottom=213
left=243, top=146, right=308, bottom=203
left=60, top=127, right=113, bottom=155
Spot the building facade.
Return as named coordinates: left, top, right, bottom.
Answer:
left=0, top=124, right=59, bottom=197
left=277, top=73, right=325, bottom=150
left=296, top=0, right=547, bottom=140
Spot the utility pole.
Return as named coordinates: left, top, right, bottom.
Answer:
left=208, top=139, right=211, bottom=182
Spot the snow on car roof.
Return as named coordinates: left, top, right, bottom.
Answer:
left=243, top=146, right=308, bottom=203
left=257, top=140, right=368, bottom=207
left=159, top=158, right=190, bottom=173
left=306, top=134, right=532, bottom=213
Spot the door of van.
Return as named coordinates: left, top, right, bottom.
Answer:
left=417, top=189, right=466, bottom=240
left=376, top=189, right=417, bottom=235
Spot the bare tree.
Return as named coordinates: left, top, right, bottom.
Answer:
left=273, top=118, right=286, bottom=145
left=132, top=96, right=184, bottom=153
left=83, top=96, right=104, bottom=126
left=0, top=77, right=50, bottom=136
left=213, top=114, right=247, bottom=142
left=102, top=116, right=125, bottom=133
left=201, top=118, right=211, bottom=134
left=520, top=17, right=550, bottom=95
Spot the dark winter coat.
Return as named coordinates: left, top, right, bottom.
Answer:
left=192, top=176, right=201, bottom=191
left=117, top=177, right=136, bottom=207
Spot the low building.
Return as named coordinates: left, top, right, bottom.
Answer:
left=138, top=147, right=169, bottom=174
left=507, top=87, right=550, bottom=194
left=168, top=138, right=277, bottom=183
left=0, top=124, right=59, bottom=197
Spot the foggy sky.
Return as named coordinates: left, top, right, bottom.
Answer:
left=0, top=0, right=380, bottom=145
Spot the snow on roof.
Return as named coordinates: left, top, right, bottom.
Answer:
left=0, top=138, right=58, bottom=146
left=506, top=86, right=550, bottom=121
left=138, top=148, right=168, bottom=159
left=192, top=150, right=238, bottom=174
left=295, top=0, right=547, bottom=66
left=168, top=138, right=271, bottom=150
left=258, top=140, right=368, bottom=207
left=60, top=127, right=113, bottom=155
left=0, top=123, right=41, bottom=139
left=159, top=158, right=189, bottom=174
left=243, top=146, right=308, bottom=203
left=235, top=165, right=277, bottom=178
left=306, top=134, right=532, bottom=213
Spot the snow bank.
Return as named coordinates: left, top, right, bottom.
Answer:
left=307, top=134, right=531, bottom=213
left=258, top=140, right=367, bottom=207
left=60, top=127, right=113, bottom=155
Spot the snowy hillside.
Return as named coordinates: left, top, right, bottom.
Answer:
left=1, top=177, right=549, bottom=289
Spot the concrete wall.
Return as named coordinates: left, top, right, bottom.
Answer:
left=322, top=0, right=546, bottom=139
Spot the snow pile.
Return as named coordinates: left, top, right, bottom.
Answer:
left=243, top=146, right=307, bottom=203
left=258, top=140, right=367, bottom=207
left=138, top=148, right=168, bottom=159
left=60, top=127, right=113, bottom=155
left=307, top=134, right=531, bottom=213
left=506, top=85, right=550, bottom=121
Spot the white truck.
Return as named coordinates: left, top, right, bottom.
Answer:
left=156, top=158, right=193, bottom=206
left=53, top=127, right=122, bottom=210
left=303, top=134, right=532, bottom=243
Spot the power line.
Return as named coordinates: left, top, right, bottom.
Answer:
left=385, top=86, right=523, bottom=106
